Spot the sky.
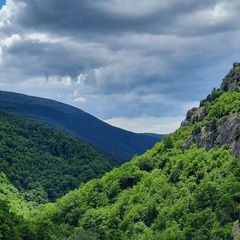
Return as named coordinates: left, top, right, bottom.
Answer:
left=0, top=0, right=239, bottom=134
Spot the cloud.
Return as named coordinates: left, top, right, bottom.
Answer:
left=74, top=97, right=86, bottom=103
left=0, top=0, right=240, bottom=133
left=105, top=116, right=184, bottom=134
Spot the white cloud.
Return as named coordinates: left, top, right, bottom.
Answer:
left=210, top=2, right=234, bottom=24
left=26, top=32, right=65, bottom=44
left=60, top=76, right=72, bottom=86
left=0, top=0, right=24, bottom=28
left=1, top=33, right=21, bottom=47
left=74, top=97, right=87, bottom=103
left=104, top=116, right=184, bottom=134
left=77, top=74, right=87, bottom=85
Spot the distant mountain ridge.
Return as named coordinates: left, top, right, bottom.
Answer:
left=143, top=133, right=164, bottom=140
left=0, top=91, right=159, bottom=161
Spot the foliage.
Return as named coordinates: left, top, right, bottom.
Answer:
left=28, top=143, right=240, bottom=239
left=200, top=88, right=224, bottom=107
left=0, top=110, right=119, bottom=202
left=207, top=91, right=240, bottom=119
left=0, top=173, right=36, bottom=240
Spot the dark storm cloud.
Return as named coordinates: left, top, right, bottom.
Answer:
left=14, top=0, right=220, bottom=36
left=1, top=37, right=108, bottom=79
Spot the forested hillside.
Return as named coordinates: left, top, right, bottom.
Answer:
left=0, top=110, right=119, bottom=202
left=1, top=63, right=240, bottom=239
left=0, top=90, right=160, bottom=160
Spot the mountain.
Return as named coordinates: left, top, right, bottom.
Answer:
left=0, top=109, right=119, bottom=202
left=0, top=91, right=159, bottom=161
left=2, top=63, right=240, bottom=239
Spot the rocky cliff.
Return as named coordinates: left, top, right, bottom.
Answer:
left=221, top=62, right=240, bottom=92
left=181, top=63, right=240, bottom=157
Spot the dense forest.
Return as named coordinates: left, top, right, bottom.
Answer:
left=1, top=64, right=240, bottom=239
left=0, top=110, right=120, bottom=202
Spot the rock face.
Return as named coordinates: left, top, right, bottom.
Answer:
left=184, top=113, right=240, bottom=157
left=182, top=63, right=240, bottom=157
left=220, top=62, right=240, bottom=92
left=233, top=220, right=240, bottom=240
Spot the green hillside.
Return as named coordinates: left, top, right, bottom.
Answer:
left=1, top=63, right=240, bottom=239
left=30, top=132, right=239, bottom=239
left=0, top=110, right=119, bottom=202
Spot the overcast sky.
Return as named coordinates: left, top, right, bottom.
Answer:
left=0, top=0, right=239, bottom=134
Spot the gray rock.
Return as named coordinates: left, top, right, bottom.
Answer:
left=183, top=113, right=240, bottom=157
left=220, top=62, right=240, bottom=92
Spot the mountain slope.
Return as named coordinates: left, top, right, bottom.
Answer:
left=0, top=110, right=119, bottom=202
left=0, top=91, right=159, bottom=161
left=2, top=63, right=240, bottom=239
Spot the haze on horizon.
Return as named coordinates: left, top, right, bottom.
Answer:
left=0, top=0, right=240, bottom=134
